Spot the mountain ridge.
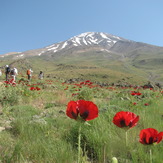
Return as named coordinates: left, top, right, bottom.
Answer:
left=1, top=32, right=163, bottom=58
left=1, top=32, right=163, bottom=85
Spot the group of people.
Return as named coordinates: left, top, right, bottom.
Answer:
left=5, top=65, right=18, bottom=82
left=0, top=65, right=44, bottom=82
left=27, top=69, right=44, bottom=80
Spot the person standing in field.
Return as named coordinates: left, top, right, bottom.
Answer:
left=27, top=68, right=33, bottom=80
left=38, top=71, right=44, bottom=80
left=10, top=67, right=18, bottom=82
left=5, top=65, right=11, bottom=81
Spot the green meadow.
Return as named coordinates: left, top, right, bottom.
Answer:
left=0, top=74, right=162, bottom=163
left=2, top=49, right=163, bottom=85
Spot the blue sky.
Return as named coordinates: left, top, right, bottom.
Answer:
left=1, top=0, right=163, bottom=54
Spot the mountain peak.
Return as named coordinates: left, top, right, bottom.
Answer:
left=45, top=32, right=129, bottom=54
left=1, top=32, right=161, bottom=59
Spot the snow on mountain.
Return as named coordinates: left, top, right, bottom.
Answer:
left=44, top=32, right=128, bottom=54
left=3, top=32, right=159, bottom=59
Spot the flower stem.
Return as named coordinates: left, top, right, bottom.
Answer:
left=150, top=149, right=152, bottom=163
left=78, top=125, right=81, bottom=163
left=125, top=131, right=128, bottom=146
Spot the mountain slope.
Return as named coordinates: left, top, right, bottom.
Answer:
left=1, top=32, right=163, bottom=59
left=1, top=32, right=163, bottom=84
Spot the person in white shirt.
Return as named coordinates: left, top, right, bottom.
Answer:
left=10, top=67, right=18, bottom=82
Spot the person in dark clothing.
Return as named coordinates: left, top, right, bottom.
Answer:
left=5, top=65, right=10, bottom=81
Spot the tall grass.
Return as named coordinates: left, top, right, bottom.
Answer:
left=0, top=78, right=162, bottom=162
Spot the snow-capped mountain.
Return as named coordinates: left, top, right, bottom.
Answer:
left=1, top=32, right=163, bottom=84
left=30, top=32, right=162, bottom=59
left=1, top=32, right=163, bottom=59
left=44, top=32, right=129, bottom=54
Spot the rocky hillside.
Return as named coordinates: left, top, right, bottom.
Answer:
left=1, top=32, right=163, bottom=84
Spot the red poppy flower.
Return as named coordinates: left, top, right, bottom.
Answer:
left=30, top=87, right=35, bottom=90
left=139, top=128, right=163, bottom=145
left=66, top=100, right=98, bottom=121
left=35, top=87, right=41, bottom=91
left=4, top=81, right=9, bottom=84
left=113, top=111, right=139, bottom=129
left=85, top=80, right=90, bottom=83
left=131, top=91, right=142, bottom=96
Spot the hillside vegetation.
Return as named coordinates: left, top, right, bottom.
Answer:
left=1, top=49, right=163, bottom=86
left=0, top=74, right=162, bottom=162
left=1, top=32, right=163, bottom=85
left=0, top=36, right=163, bottom=162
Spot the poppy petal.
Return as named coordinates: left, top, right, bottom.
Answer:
left=113, top=111, right=139, bottom=129
left=139, top=128, right=163, bottom=145
left=157, top=132, right=163, bottom=143
left=130, top=115, right=139, bottom=128
left=113, top=111, right=127, bottom=127
left=66, top=101, right=78, bottom=120
left=77, top=100, right=98, bottom=121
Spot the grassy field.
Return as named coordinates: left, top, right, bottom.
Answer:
left=1, top=48, right=163, bottom=86
left=0, top=55, right=151, bottom=86
left=0, top=74, right=162, bottom=163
